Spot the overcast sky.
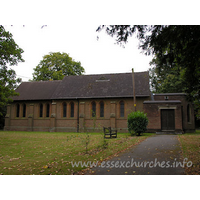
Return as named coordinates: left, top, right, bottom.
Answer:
left=2, top=0, right=198, bottom=83
left=5, top=25, right=153, bottom=82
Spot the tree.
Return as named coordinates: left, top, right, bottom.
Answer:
left=0, top=66, right=21, bottom=128
left=149, top=57, right=186, bottom=93
left=32, top=52, right=85, bottom=81
left=0, top=25, right=24, bottom=128
left=97, top=25, right=200, bottom=118
left=0, top=26, right=24, bottom=66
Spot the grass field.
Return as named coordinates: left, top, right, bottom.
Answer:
left=178, top=130, right=200, bottom=175
left=0, top=131, right=153, bottom=175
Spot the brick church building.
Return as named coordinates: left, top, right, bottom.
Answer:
left=4, top=71, right=195, bottom=133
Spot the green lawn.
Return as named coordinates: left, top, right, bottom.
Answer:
left=178, top=130, right=200, bottom=175
left=0, top=131, right=154, bottom=175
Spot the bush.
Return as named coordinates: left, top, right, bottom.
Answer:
left=127, top=111, right=148, bottom=136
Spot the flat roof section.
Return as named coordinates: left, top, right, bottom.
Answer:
left=143, top=100, right=181, bottom=104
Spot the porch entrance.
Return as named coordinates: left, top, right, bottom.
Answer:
left=161, top=109, right=175, bottom=131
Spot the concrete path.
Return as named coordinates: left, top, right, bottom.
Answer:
left=87, top=135, right=185, bottom=175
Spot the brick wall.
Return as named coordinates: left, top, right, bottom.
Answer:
left=143, top=102, right=183, bottom=132
left=144, top=94, right=195, bottom=133
left=5, top=94, right=194, bottom=133
left=154, top=94, right=195, bottom=132
left=4, top=96, right=150, bottom=132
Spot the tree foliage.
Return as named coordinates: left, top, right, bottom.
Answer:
left=0, top=26, right=24, bottom=66
left=32, top=52, right=85, bottom=81
left=0, top=66, right=21, bottom=127
left=97, top=25, right=200, bottom=118
left=0, top=26, right=24, bottom=128
left=96, top=25, right=148, bottom=46
left=149, top=57, right=186, bottom=93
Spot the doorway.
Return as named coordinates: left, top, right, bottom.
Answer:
left=161, top=109, right=175, bottom=131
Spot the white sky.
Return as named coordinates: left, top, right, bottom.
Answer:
left=5, top=25, right=153, bottom=81
left=2, top=1, right=198, bottom=83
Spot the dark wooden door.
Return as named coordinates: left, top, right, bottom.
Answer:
left=161, top=109, right=175, bottom=131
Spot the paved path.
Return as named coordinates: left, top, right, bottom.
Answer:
left=87, top=135, right=185, bottom=175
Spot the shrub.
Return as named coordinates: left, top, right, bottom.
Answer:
left=127, top=111, right=148, bottom=136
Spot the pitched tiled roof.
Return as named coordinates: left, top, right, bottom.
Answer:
left=12, top=71, right=150, bottom=101
left=12, top=80, right=62, bottom=101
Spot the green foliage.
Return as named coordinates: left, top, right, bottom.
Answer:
left=127, top=111, right=148, bottom=136
left=0, top=66, right=21, bottom=112
left=98, top=25, right=200, bottom=118
left=0, top=26, right=24, bottom=128
left=149, top=59, right=186, bottom=93
left=0, top=26, right=24, bottom=66
left=32, top=52, right=85, bottom=81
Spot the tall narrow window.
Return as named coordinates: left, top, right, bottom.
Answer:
left=120, top=101, right=124, bottom=117
left=23, top=104, right=26, bottom=117
left=70, top=102, right=74, bottom=117
left=92, top=101, right=96, bottom=117
left=46, top=103, right=50, bottom=117
left=187, top=104, right=191, bottom=123
left=63, top=102, right=67, bottom=117
left=16, top=104, right=20, bottom=117
left=40, top=104, right=43, bottom=117
left=100, top=101, right=104, bottom=117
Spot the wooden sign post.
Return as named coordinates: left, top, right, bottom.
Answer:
left=132, top=68, right=136, bottom=112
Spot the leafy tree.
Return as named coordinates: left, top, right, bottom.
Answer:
left=0, top=25, right=24, bottom=128
left=149, top=57, right=186, bottom=93
left=0, top=26, right=24, bottom=66
left=97, top=25, right=200, bottom=118
left=0, top=66, right=21, bottom=128
left=32, top=52, right=85, bottom=81
left=127, top=111, right=148, bottom=136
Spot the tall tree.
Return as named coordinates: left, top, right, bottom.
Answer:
left=149, top=57, right=186, bottom=93
left=0, top=26, right=24, bottom=66
left=97, top=25, right=200, bottom=118
left=32, top=52, right=85, bottom=81
left=0, top=25, right=24, bottom=128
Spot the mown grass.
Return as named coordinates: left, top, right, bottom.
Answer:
left=178, top=130, right=200, bottom=175
left=0, top=131, right=154, bottom=175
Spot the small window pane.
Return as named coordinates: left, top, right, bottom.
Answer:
left=63, top=102, right=67, bottom=117
left=40, top=104, right=43, bottom=117
left=23, top=104, right=26, bottom=117
left=100, top=102, right=104, bottom=117
left=120, top=101, right=124, bottom=117
left=92, top=102, right=96, bottom=117
left=16, top=104, right=20, bottom=117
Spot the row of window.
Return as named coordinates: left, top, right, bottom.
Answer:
left=62, top=102, right=74, bottom=118
left=14, top=103, right=193, bottom=124
left=62, top=101, right=124, bottom=118
left=16, top=103, right=51, bottom=118
left=39, top=104, right=50, bottom=118
left=16, top=104, right=26, bottom=118
left=88, top=101, right=124, bottom=118
left=15, top=101, right=125, bottom=118
left=91, top=101, right=105, bottom=117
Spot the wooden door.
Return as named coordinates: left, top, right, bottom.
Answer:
left=161, top=109, right=175, bottom=131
